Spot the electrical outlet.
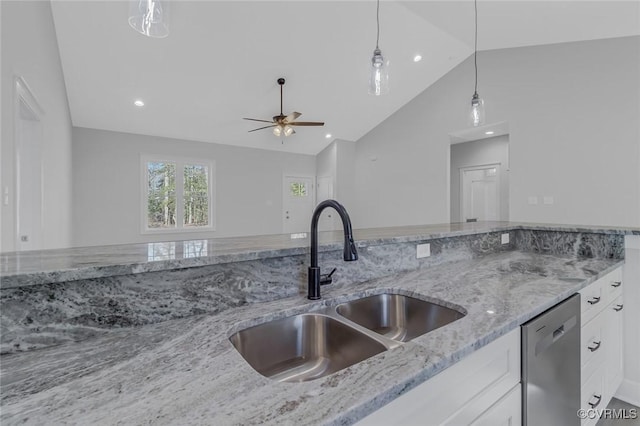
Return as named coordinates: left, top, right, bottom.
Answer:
left=417, top=243, right=431, bottom=258
left=543, top=196, right=554, bottom=205
left=501, top=233, right=510, bottom=245
left=528, top=196, right=538, bottom=205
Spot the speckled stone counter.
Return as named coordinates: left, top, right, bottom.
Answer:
left=0, top=250, right=624, bottom=425
left=2, top=221, right=636, bottom=288
left=1, top=223, right=629, bottom=354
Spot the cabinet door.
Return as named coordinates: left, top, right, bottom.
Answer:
left=356, top=329, right=520, bottom=426
left=605, top=296, right=624, bottom=400
left=471, top=384, right=521, bottom=426
left=581, top=365, right=606, bottom=426
left=581, top=312, right=605, bottom=378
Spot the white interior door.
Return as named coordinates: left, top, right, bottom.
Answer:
left=283, top=175, right=314, bottom=234
left=316, top=176, right=336, bottom=232
left=461, top=165, right=499, bottom=223
left=15, top=97, right=43, bottom=251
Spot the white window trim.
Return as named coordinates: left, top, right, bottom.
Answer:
left=140, top=155, right=216, bottom=234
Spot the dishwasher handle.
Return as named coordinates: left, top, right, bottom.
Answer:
left=534, top=315, right=578, bottom=356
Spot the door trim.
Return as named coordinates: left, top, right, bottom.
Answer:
left=14, top=76, right=45, bottom=250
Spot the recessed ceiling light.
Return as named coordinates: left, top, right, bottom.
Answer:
left=413, top=54, right=422, bottom=62
left=487, top=310, right=495, bottom=314
left=485, top=131, right=495, bottom=135
left=134, top=99, right=145, bottom=107
left=325, top=133, right=332, bottom=139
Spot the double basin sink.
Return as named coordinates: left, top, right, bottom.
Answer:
left=230, top=293, right=466, bottom=383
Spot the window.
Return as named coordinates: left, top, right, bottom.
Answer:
left=142, top=157, right=214, bottom=233
left=290, top=182, right=308, bottom=197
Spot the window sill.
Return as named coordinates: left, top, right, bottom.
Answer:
left=141, top=226, right=215, bottom=235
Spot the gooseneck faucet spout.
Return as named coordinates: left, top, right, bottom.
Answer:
left=308, top=199, right=358, bottom=300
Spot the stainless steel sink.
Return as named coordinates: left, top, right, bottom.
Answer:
left=336, top=294, right=465, bottom=342
left=229, top=313, right=387, bottom=382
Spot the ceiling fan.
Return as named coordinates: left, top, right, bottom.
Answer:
left=244, top=78, right=324, bottom=138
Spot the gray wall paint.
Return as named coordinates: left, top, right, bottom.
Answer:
left=0, top=0, right=73, bottom=251
left=450, top=135, right=510, bottom=223
left=353, top=36, right=640, bottom=229
left=72, top=127, right=316, bottom=246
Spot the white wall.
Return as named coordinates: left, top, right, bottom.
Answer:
left=335, top=139, right=356, bottom=213
left=72, top=127, right=316, bottom=246
left=0, top=0, right=73, bottom=251
left=315, top=139, right=357, bottom=230
left=316, top=141, right=337, bottom=187
left=450, top=135, right=509, bottom=223
left=353, top=36, right=640, bottom=229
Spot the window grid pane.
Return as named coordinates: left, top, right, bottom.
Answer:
left=183, top=164, right=209, bottom=227
left=147, top=162, right=177, bottom=229
left=290, top=182, right=307, bottom=197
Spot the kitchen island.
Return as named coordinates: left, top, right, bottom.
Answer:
left=1, top=222, right=636, bottom=425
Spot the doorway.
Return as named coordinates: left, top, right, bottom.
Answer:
left=14, top=78, right=44, bottom=251
left=282, top=175, right=315, bottom=234
left=449, top=130, right=509, bottom=223
left=460, top=165, right=500, bottom=222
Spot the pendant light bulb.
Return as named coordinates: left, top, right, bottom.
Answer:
left=470, top=92, right=485, bottom=127
left=283, top=125, right=294, bottom=137
left=129, top=0, right=170, bottom=38
left=369, top=48, right=389, bottom=96
left=273, top=126, right=282, bottom=137
left=368, top=0, right=389, bottom=96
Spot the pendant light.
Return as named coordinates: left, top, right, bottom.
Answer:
left=368, top=0, right=389, bottom=96
left=469, top=0, right=485, bottom=126
left=129, top=0, right=170, bottom=38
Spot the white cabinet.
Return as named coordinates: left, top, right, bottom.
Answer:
left=578, top=266, right=625, bottom=425
left=357, top=329, right=520, bottom=426
left=471, top=384, right=522, bottom=426
left=605, top=295, right=624, bottom=402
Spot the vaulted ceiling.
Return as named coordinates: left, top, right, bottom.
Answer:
left=50, top=1, right=640, bottom=155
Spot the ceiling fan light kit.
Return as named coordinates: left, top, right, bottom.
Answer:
left=129, top=0, right=170, bottom=38
left=244, top=78, right=325, bottom=139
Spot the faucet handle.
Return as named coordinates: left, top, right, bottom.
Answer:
left=320, top=268, right=337, bottom=285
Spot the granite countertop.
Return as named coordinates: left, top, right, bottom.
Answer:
left=1, top=221, right=637, bottom=288
left=0, top=250, right=623, bottom=425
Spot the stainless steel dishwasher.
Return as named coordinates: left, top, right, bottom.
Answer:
left=522, top=293, right=581, bottom=426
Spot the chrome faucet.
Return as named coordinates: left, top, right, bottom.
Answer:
left=308, top=199, right=358, bottom=300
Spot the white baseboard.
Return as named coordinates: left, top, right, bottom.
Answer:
left=615, top=379, right=640, bottom=407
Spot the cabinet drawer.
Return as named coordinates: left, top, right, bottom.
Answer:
left=581, top=365, right=606, bottom=426
left=580, top=283, right=605, bottom=324
left=581, top=313, right=605, bottom=375
left=579, top=267, right=623, bottom=323
left=603, top=268, right=623, bottom=303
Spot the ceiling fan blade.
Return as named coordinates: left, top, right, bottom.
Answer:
left=289, top=121, right=325, bottom=126
left=285, top=111, right=302, bottom=123
left=248, top=125, right=277, bottom=132
left=243, top=118, right=274, bottom=123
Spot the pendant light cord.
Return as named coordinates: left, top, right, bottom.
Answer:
left=375, top=0, right=380, bottom=49
left=474, top=0, right=478, bottom=94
